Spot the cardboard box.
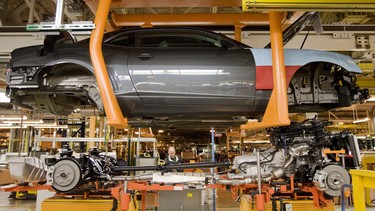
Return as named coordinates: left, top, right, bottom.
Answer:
left=0, top=168, right=16, bottom=185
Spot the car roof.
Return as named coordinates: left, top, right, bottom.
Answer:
left=78, top=27, right=250, bottom=48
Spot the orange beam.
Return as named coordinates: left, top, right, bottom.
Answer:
left=111, top=0, right=242, bottom=8
left=84, top=0, right=118, bottom=32
left=89, top=0, right=127, bottom=129
left=234, top=23, right=245, bottom=42
left=241, top=11, right=290, bottom=130
left=3, top=185, right=53, bottom=192
left=112, top=13, right=270, bottom=27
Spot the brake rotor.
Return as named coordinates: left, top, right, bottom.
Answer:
left=313, top=165, right=350, bottom=196
left=52, top=159, right=82, bottom=193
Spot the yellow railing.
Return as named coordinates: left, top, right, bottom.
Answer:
left=350, top=169, right=375, bottom=211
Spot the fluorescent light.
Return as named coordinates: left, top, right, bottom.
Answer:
left=356, top=136, right=366, bottom=139
left=3, top=120, right=43, bottom=124
left=158, top=130, right=164, bottom=133
left=0, top=92, right=10, bottom=103
left=365, top=97, right=375, bottom=102
left=338, top=122, right=344, bottom=125
left=0, top=116, right=27, bottom=120
left=33, top=125, right=68, bottom=129
left=353, top=118, right=369, bottom=124
left=0, top=125, right=27, bottom=129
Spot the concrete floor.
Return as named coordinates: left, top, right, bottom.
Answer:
left=0, top=190, right=374, bottom=211
left=0, top=192, right=36, bottom=211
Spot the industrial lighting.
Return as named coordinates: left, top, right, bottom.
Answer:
left=338, top=122, right=344, bottom=125
left=3, top=120, right=43, bottom=124
left=0, top=92, right=10, bottom=103
left=158, top=130, right=164, bottom=133
left=0, top=116, right=27, bottom=120
left=0, top=125, right=27, bottom=129
left=0, top=123, right=12, bottom=127
left=33, top=125, right=68, bottom=129
left=353, top=118, right=369, bottom=124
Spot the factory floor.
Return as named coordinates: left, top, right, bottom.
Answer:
left=0, top=190, right=374, bottom=211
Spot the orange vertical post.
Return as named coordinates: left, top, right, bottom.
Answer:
left=241, top=11, right=290, bottom=130
left=234, top=23, right=245, bottom=42
left=89, top=0, right=126, bottom=129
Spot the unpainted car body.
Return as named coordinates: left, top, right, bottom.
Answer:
left=6, top=28, right=365, bottom=126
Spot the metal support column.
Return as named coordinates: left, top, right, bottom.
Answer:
left=367, top=107, right=375, bottom=133
left=27, top=0, right=36, bottom=24
left=211, top=127, right=216, bottom=211
left=88, top=116, right=97, bottom=149
left=98, top=116, right=105, bottom=149
left=54, top=0, right=64, bottom=28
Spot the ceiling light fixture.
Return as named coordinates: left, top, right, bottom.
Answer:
left=353, top=118, right=369, bottom=124
left=3, top=120, right=43, bottom=124
left=33, top=125, right=68, bottom=129
left=0, top=125, right=27, bottom=129
left=0, top=116, right=27, bottom=120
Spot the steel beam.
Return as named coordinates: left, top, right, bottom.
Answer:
left=111, top=0, right=241, bottom=8
left=242, top=0, right=375, bottom=11
left=111, top=13, right=270, bottom=27
left=1, top=31, right=375, bottom=53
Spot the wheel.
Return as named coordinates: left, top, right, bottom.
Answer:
left=52, top=158, right=82, bottom=193
left=313, top=165, right=350, bottom=196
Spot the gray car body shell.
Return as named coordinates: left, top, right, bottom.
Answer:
left=8, top=29, right=362, bottom=120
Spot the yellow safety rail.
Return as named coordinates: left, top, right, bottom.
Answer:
left=350, top=169, right=375, bottom=211
left=362, top=153, right=375, bottom=206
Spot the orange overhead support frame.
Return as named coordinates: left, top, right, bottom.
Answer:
left=89, top=0, right=127, bottom=129
left=111, top=13, right=270, bottom=27
left=241, top=11, right=290, bottom=130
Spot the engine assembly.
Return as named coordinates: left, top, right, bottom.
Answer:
left=226, top=119, right=355, bottom=196
left=46, top=146, right=119, bottom=193
left=10, top=119, right=358, bottom=201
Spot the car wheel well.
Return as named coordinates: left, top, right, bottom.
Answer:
left=40, top=63, right=103, bottom=114
left=288, top=61, right=356, bottom=110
